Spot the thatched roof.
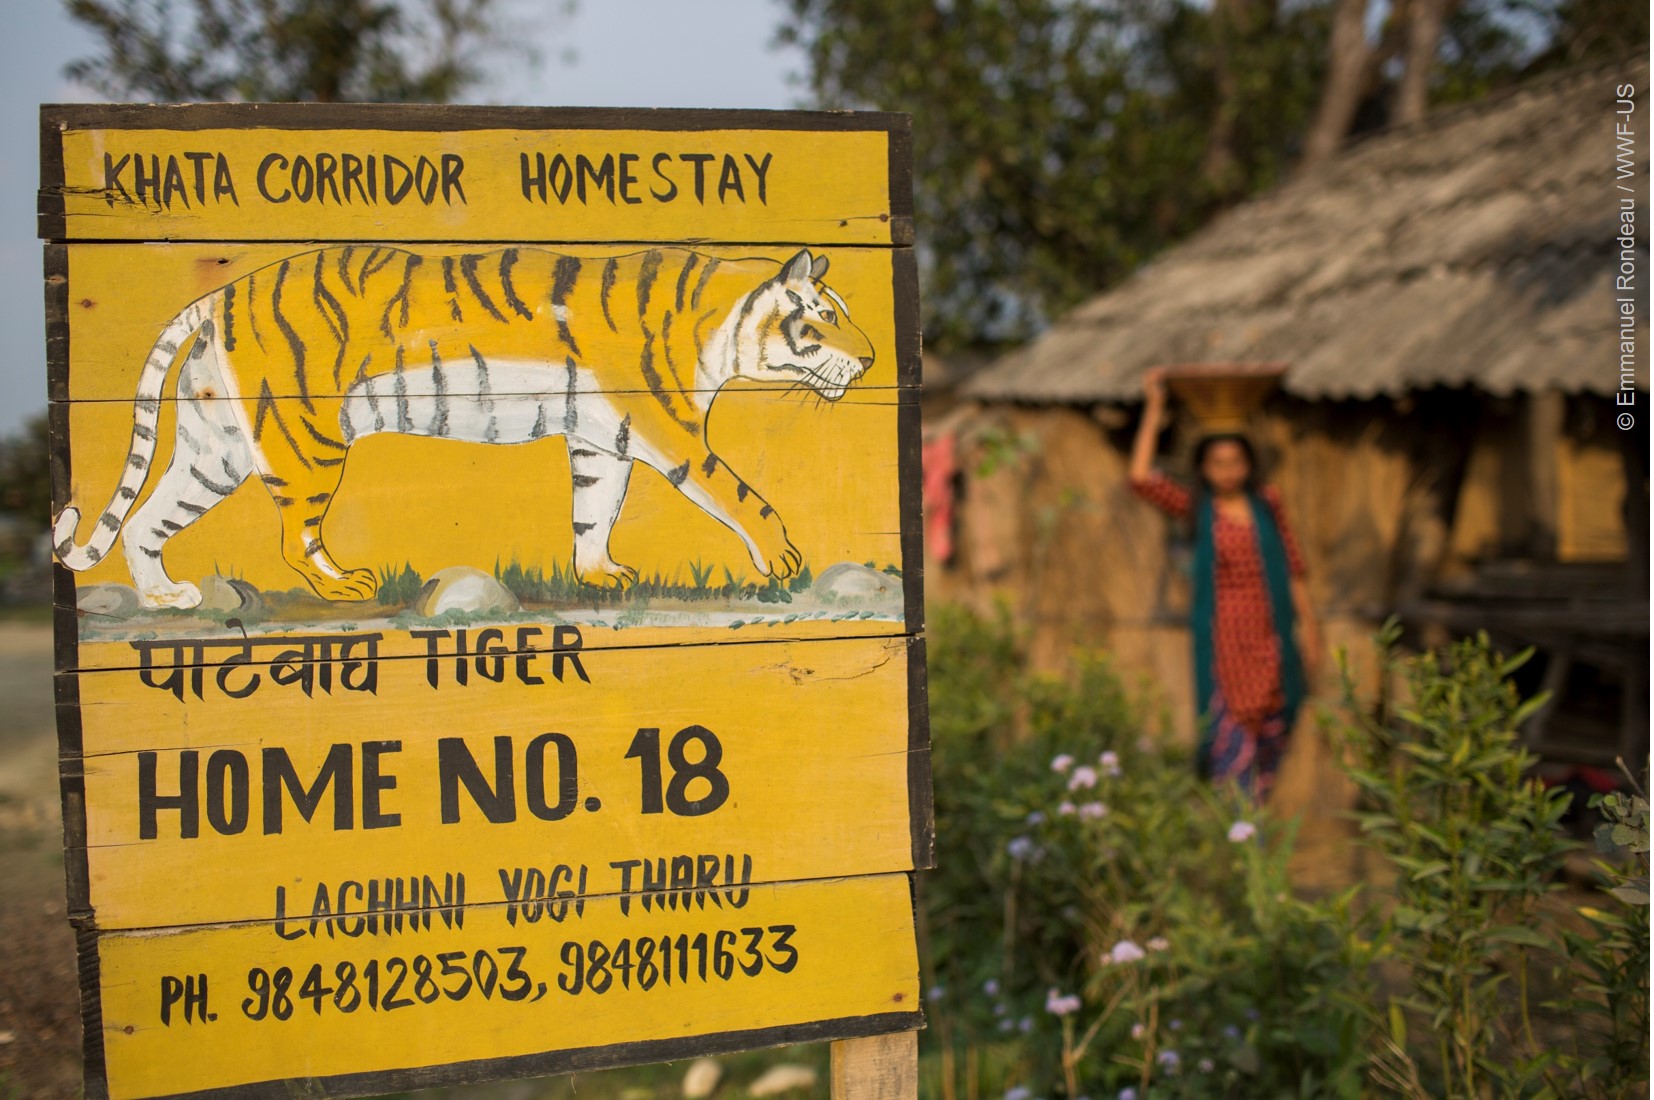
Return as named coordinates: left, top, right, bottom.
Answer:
left=965, top=57, right=1648, bottom=404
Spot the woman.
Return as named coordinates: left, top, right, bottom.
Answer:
left=1127, top=368, right=1321, bottom=802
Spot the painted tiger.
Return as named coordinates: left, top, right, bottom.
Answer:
left=53, top=245, right=875, bottom=609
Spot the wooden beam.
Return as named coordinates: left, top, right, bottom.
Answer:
left=1525, top=391, right=1564, bottom=560
left=832, top=1031, right=919, bottom=1100
left=1619, top=422, right=1649, bottom=768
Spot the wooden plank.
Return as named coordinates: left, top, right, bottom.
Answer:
left=831, top=1030, right=919, bottom=1100
left=88, top=871, right=920, bottom=1100
left=51, top=242, right=916, bottom=400
left=61, top=635, right=922, bottom=930
left=41, top=107, right=910, bottom=246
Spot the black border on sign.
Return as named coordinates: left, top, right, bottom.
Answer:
left=43, top=104, right=929, bottom=1100
left=74, top=922, right=109, bottom=1100
left=907, top=636, right=936, bottom=870
left=38, top=104, right=914, bottom=245
left=892, top=247, right=925, bottom=637
left=126, top=1012, right=924, bottom=1100
left=55, top=674, right=91, bottom=917
left=46, top=240, right=109, bottom=1095
left=44, top=244, right=75, bottom=624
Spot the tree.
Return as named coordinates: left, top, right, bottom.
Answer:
left=0, top=414, right=52, bottom=523
left=63, top=0, right=531, bottom=103
left=783, top=0, right=1641, bottom=347
left=1301, top=0, right=1642, bottom=165
left=779, top=0, right=1329, bottom=347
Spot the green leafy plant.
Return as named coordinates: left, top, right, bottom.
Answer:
left=1329, top=623, right=1575, bottom=1099
left=1545, top=765, right=1650, bottom=1098
left=972, top=428, right=1039, bottom=478
left=922, top=605, right=1375, bottom=1100
left=1592, top=778, right=1650, bottom=906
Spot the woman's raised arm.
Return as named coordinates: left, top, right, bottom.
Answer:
left=1129, top=367, right=1167, bottom=486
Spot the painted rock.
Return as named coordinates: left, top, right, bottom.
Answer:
left=413, top=566, right=521, bottom=617
left=76, top=583, right=142, bottom=619
left=198, top=575, right=262, bottom=614
left=813, top=561, right=899, bottom=603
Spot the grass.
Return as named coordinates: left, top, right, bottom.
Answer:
left=377, top=563, right=425, bottom=607
left=488, top=558, right=838, bottom=609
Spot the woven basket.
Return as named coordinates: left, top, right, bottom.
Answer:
left=1161, top=363, right=1287, bottom=431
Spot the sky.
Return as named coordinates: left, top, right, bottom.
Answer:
left=0, top=0, right=806, bottom=436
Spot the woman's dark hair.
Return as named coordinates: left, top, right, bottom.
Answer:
left=1192, top=432, right=1260, bottom=493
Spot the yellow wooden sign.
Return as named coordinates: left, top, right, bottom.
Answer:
left=43, top=104, right=928, bottom=1100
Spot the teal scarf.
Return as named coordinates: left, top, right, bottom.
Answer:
left=1191, top=491, right=1303, bottom=774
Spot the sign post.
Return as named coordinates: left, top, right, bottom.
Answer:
left=41, top=103, right=928, bottom=1100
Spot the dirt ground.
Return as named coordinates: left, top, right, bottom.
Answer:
left=0, top=620, right=82, bottom=1100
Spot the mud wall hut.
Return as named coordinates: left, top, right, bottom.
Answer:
left=929, top=58, right=1650, bottom=787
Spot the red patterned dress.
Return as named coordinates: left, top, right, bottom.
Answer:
left=1132, top=471, right=1307, bottom=797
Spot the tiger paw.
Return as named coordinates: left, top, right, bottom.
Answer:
left=576, top=560, right=639, bottom=590
left=310, top=568, right=379, bottom=602
left=752, top=530, right=802, bottom=580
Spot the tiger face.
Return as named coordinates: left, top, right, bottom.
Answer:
left=742, top=250, right=875, bottom=401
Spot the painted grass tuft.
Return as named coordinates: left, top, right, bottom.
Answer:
left=491, top=557, right=824, bottom=608
left=376, top=563, right=424, bottom=607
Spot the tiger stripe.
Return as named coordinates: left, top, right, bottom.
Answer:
left=674, top=252, right=699, bottom=311
left=270, top=259, right=312, bottom=412
left=499, top=248, right=536, bottom=321
left=222, top=282, right=237, bottom=352
left=563, top=357, right=579, bottom=433
left=336, top=245, right=356, bottom=294
left=550, top=255, right=583, bottom=355
left=245, top=272, right=264, bottom=351
left=381, top=253, right=421, bottom=339
left=393, top=346, right=411, bottom=432
left=441, top=256, right=463, bottom=322
left=661, top=311, right=687, bottom=390
left=600, top=257, right=620, bottom=332
left=254, top=381, right=312, bottom=471
left=690, top=257, right=720, bottom=309
left=636, top=321, right=702, bottom=436
left=430, top=341, right=450, bottom=437
left=636, top=250, right=664, bottom=318
left=459, top=253, right=506, bottom=323
left=359, top=247, right=398, bottom=287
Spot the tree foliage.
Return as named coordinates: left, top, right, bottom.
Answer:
left=63, top=0, right=523, bottom=103
left=781, top=0, right=1644, bottom=349
left=0, top=414, right=52, bottom=522
left=783, top=0, right=1329, bottom=346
